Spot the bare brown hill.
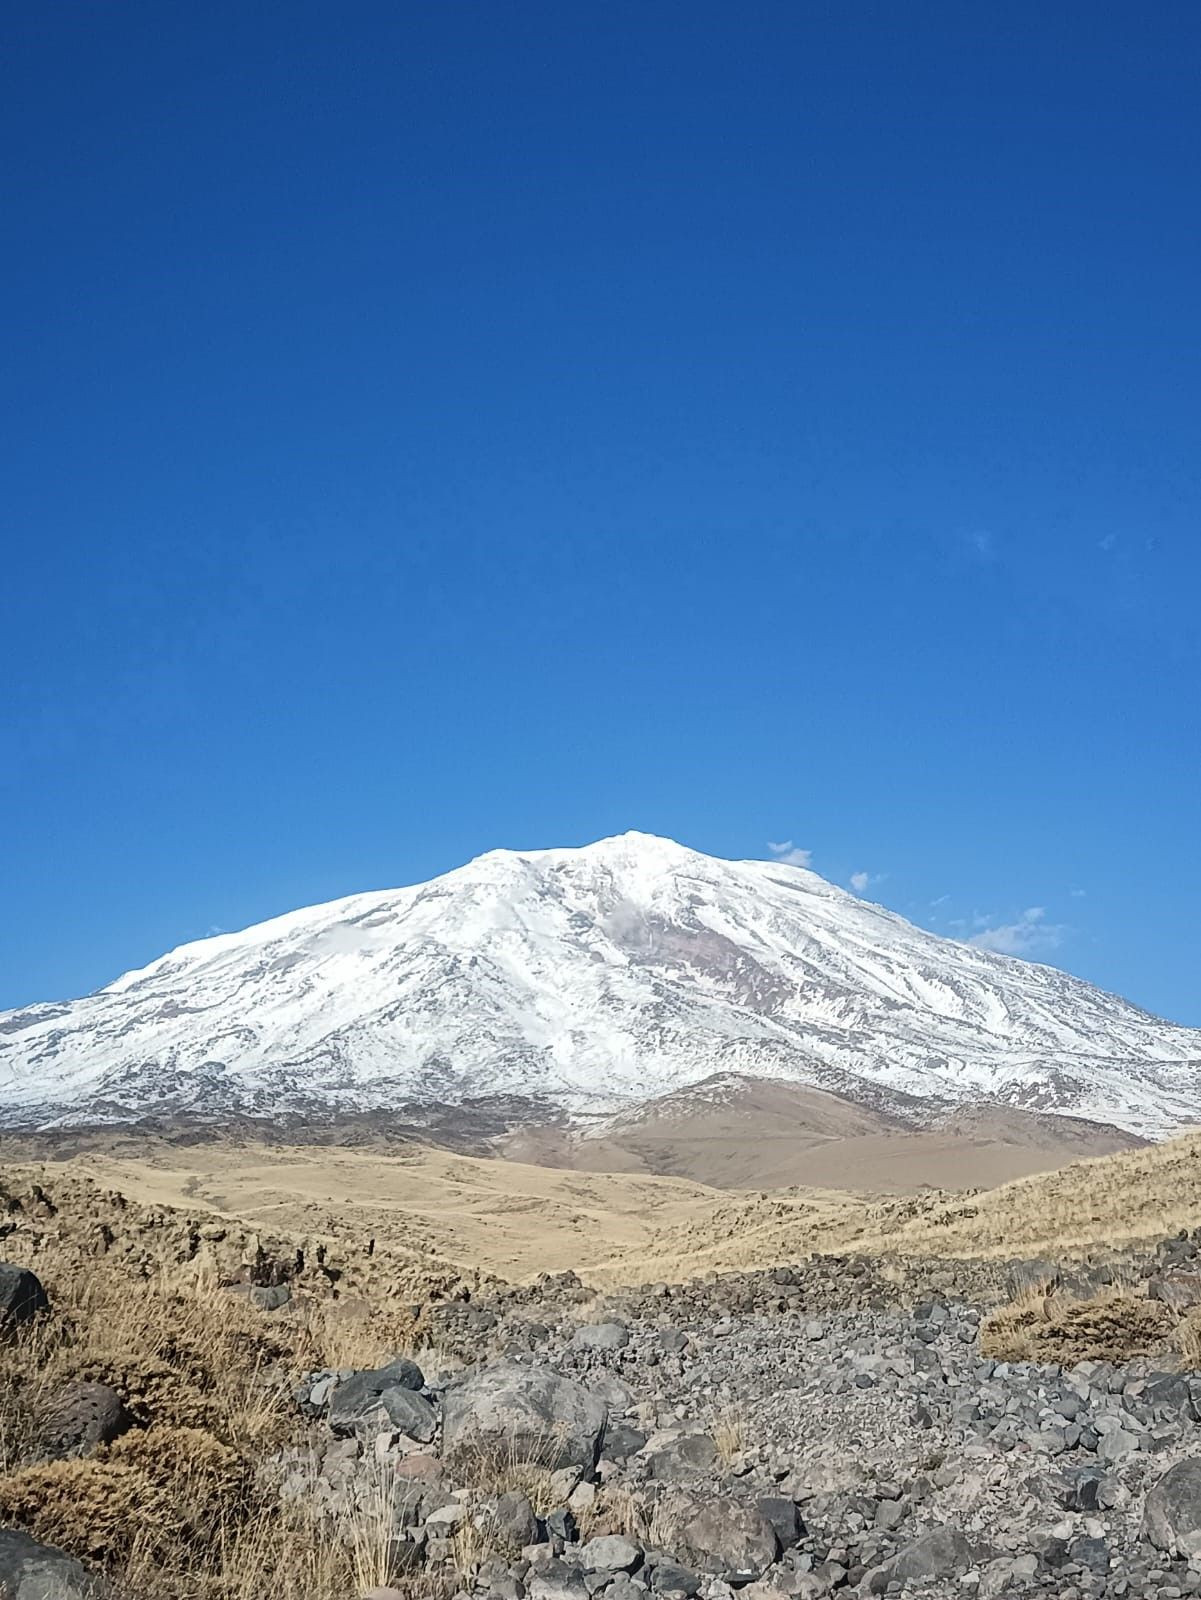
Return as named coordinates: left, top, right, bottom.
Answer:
left=496, top=1077, right=1141, bottom=1191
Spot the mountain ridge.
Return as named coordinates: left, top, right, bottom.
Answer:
left=1, top=831, right=1197, bottom=1133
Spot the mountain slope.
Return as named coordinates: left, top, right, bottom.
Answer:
left=1, top=832, right=1198, bottom=1132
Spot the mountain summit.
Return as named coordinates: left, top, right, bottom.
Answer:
left=1, top=832, right=1197, bottom=1132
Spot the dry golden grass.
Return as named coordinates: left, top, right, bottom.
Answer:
left=1178, top=1312, right=1201, bottom=1368
left=587, top=1480, right=655, bottom=1542
left=713, top=1407, right=747, bottom=1466
left=0, top=1251, right=444, bottom=1600
left=448, top=1425, right=569, bottom=1513
left=980, top=1286, right=1174, bottom=1364
left=7, top=1128, right=1201, bottom=1293
left=627, top=1130, right=1201, bottom=1282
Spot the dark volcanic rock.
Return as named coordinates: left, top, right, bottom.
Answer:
left=36, top=1381, right=132, bottom=1460
left=327, top=1357, right=425, bottom=1436
left=0, top=1262, right=49, bottom=1331
left=656, top=1496, right=779, bottom=1582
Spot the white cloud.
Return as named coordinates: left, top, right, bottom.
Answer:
left=767, top=839, right=813, bottom=868
left=929, top=893, right=950, bottom=908
left=968, top=906, right=1064, bottom=957
left=850, top=870, right=885, bottom=895
left=1070, top=887, right=1087, bottom=899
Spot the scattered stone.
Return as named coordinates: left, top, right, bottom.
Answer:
left=648, top=1433, right=719, bottom=1481
left=580, top=1534, right=641, bottom=1572
left=572, top=1322, right=631, bottom=1352
left=867, top=1525, right=976, bottom=1591
left=248, top=1284, right=292, bottom=1311
left=659, top=1497, right=779, bottom=1583
left=493, top=1490, right=541, bottom=1547
left=381, top=1386, right=437, bottom=1442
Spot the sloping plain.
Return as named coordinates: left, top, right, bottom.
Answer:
left=5, top=1118, right=1198, bottom=1288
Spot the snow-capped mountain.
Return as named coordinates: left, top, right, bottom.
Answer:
left=1, top=832, right=1198, bottom=1134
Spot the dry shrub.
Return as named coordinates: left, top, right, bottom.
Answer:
left=0, top=1426, right=252, bottom=1565
left=301, top=1296, right=422, bottom=1372
left=0, top=1269, right=309, bottom=1440
left=1177, top=1311, right=1201, bottom=1369
left=449, top=1428, right=569, bottom=1513
left=122, top=1473, right=411, bottom=1600
left=0, top=1458, right=156, bottom=1563
left=581, top=1481, right=654, bottom=1542
left=980, top=1288, right=1172, bottom=1364
left=713, top=1407, right=746, bottom=1465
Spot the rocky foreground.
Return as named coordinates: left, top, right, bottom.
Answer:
left=6, top=1183, right=1201, bottom=1599
left=269, top=1243, right=1201, bottom=1600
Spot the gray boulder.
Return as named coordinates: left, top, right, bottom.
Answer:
left=0, top=1527, right=104, bottom=1598
left=580, top=1534, right=641, bottom=1572
left=0, top=1263, right=49, bottom=1332
left=649, top=1559, right=700, bottom=1596
left=1007, top=1259, right=1060, bottom=1297
left=755, top=1496, right=803, bottom=1549
left=866, top=1525, right=975, bottom=1592
left=441, top=1363, right=607, bottom=1471
left=1148, top=1274, right=1201, bottom=1313
left=656, top=1496, right=779, bottom=1583
left=327, top=1357, right=424, bottom=1437
left=1142, top=1457, right=1201, bottom=1558
left=248, top=1284, right=291, bottom=1311
left=648, top=1432, right=718, bottom=1481
left=571, top=1322, right=630, bottom=1352
left=491, top=1489, right=541, bottom=1547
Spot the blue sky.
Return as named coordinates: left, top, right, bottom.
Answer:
left=2, top=2, right=1199, bottom=1023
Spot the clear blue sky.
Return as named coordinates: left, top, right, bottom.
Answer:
left=3, top=3, right=1199, bottom=1023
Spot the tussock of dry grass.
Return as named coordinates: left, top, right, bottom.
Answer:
left=585, top=1481, right=655, bottom=1542
left=0, top=1427, right=251, bottom=1564
left=713, top=1407, right=747, bottom=1465
left=1178, top=1312, right=1201, bottom=1369
left=980, top=1286, right=1173, bottom=1364
left=450, top=1427, right=568, bottom=1513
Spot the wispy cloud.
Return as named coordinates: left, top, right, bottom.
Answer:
left=767, top=839, right=813, bottom=868
left=850, top=870, right=883, bottom=894
left=1070, top=887, right=1087, bottom=899
left=929, top=893, right=950, bottom=908
left=969, top=529, right=997, bottom=562
left=968, top=906, right=1064, bottom=957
